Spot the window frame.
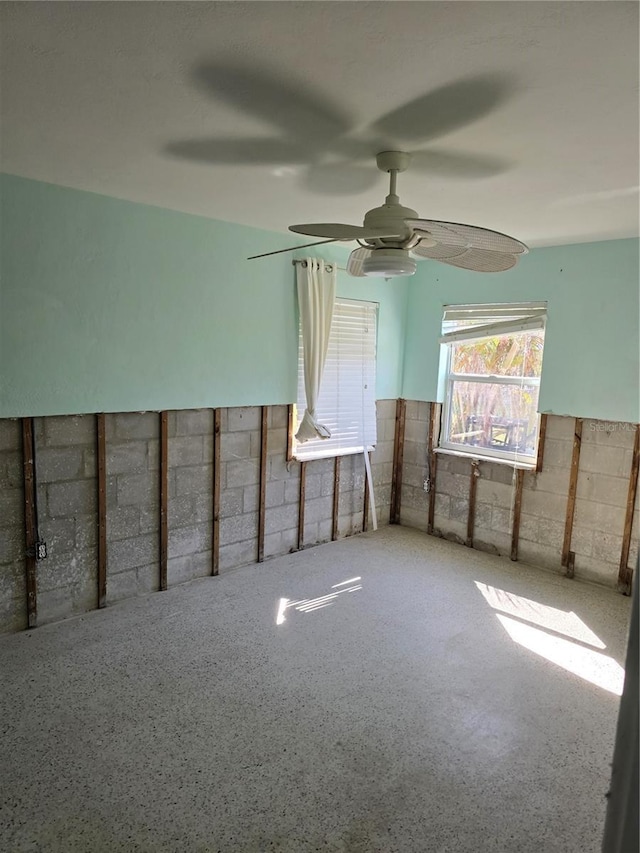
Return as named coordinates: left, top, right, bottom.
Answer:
left=292, top=296, right=378, bottom=463
left=438, top=303, right=547, bottom=468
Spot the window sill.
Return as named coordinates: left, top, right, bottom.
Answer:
left=293, top=444, right=375, bottom=463
left=434, top=446, right=536, bottom=470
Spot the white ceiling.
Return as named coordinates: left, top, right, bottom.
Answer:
left=2, top=1, right=639, bottom=247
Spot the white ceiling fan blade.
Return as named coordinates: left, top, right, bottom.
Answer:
left=347, top=248, right=372, bottom=277
left=289, top=223, right=402, bottom=240
left=412, top=243, right=467, bottom=260
left=407, top=219, right=528, bottom=254
left=436, top=248, right=519, bottom=273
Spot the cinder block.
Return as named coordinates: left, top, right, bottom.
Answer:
left=573, top=498, right=625, bottom=534
left=436, top=470, right=470, bottom=500
left=194, top=493, right=213, bottom=523
left=0, top=419, right=21, bottom=452
left=47, top=479, right=96, bottom=518
left=570, top=554, right=617, bottom=587
left=168, top=524, right=211, bottom=559
left=75, top=514, right=98, bottom=550
left=114, top=412, right=159, bottom=441
left=266, top=480, right=285, bottom=508
left=520, top=489, right=567, bottom=521
left=37, top=517, right=75, bottom=556
left=544, top=415, right=576, bottom=442
left=578, top=442, right=627, bottom=478
left=226, top=458, right=260, bottom=488
left=219, top=537, right=258, bottom=571
left=220, top=487, right=244, bottom=519
left=228, top=407, right=262, bottom=432
left=304, top=473, right=323, bottom=500
left=168, top=550, right=212, bottom=584
left=450, top=497, right=470, bottom=524
left=147, top=439, right=160, bottom=471
left=139, top=504, right=159, bottom=534
left=528, top=467, right=571, bottom=496
left=176, top=409, right=213, bottom=437
left=243, top=484, right=259, bottom=514
left=106, top=568, right=139, bottom=603
left=169, top=435, right=204, bottom=467
left=586, top=420, right=636, bottom=450
left=304, top=496, right=333, bottom=525
left=106, top=441, right=148, bottom=475
left=35, top=446, right=85, bottom=483
left=267, top=406, right=289, bottom=430
left=220, top=513, right=257, bottom=546
left=404, top=418, right=428, bottom=445
left=434, top=493, right=450, bottom=519
left=249, top=431, right=263, bottom=458
left=541, top=439, right=572, bottom=470
left=136, top=563, right=160, bottom=594
left=474, top=502, right=492, bottom=531
left=263, top=530, right=283, bottom=558
left=265, top=503, right=299, bottom=535
left=221, top=432, right=251, bottom=462
left=592, top=531, right=623, bottom=563
left=571, top=525, right=594, bottom=557
left=0, top=489, right=24, bottom=527
left=518, top=541, right=561, bottom=572
left=117, top=472, right=159, bottom=507
left=168, top=495, right=196, bottom=528
left=106, top=506, right=140, bottom=541
left=267, top=427, right=288, bottom=458
left=175, top=465, right=213, bottom=497
left=576, top=471, right=629, bottom=508
left=376, top=400, right=397, bottom=420
left=108, top=532, right=158, bottom=573
left=269, top=455, right=298, bottom=482
left=0, top=450, right=22, bottom=490
left=0, top=524, right=24, bottom=563
left=44, top=415, right=95, bottom=447
left=303, top=521, right=319, bottom=544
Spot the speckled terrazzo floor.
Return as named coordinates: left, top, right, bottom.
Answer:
left=0, top=527, right=631, bottom=853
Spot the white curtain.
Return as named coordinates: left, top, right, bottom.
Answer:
left=295, top=258, right=336, bottom=442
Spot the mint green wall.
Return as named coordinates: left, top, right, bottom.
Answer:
left=0, top=175, right=408, bottom=417
left=402, top=239, right=640, bottom=422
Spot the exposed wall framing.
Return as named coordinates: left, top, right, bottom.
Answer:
left=96, top=413, right=107, bottom=608
left=21, top=418, right=37, bottom=628
left=390, top=398, right=406, bottom=524
left=618, top=424, right=640, bottom=595
left=561, top=418, right=583, bottom=574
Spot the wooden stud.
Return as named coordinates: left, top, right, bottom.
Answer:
left=332, top=456, right=341, bottom=541
left=618, top=424, right=640, bottom=595
left=212, top=408, right=221, bottom=576
left=466, top=460, right=480, bottom=547
left=159, top=411, right=168, bottom=591
left=536, top=414, right=548, bottom=473
left=510, top=468, right=525, bottom=561
left=390, top=398, right=406, bottom=524
left=427, top=402, right=440, bottom=535
left=566, top=551, right=576, bottom=580
left=21, top=418, right=37, bottom=628
left=298, top=461, right=307, bottom=550
left=96, top=413, right=107, bottom=608
left=363, top=453, right=370, bottom=533
left=286, top=404, right=294, bottom=462
left=561, top=417, right=583, bottom=571
left=258, top=406, right=268, bottom=563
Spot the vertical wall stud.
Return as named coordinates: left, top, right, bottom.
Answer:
left=159, top=411, right=168, bottom=591
left=427, top=402, right=440, bottom=535
left=258, top=406, right=268, bottom=563
left=298, top=461, right=307, bottom=550
left=618, top=424, right=639, bottom=595
left=390, top=398, right=406, bottom=524
left=510, top=468, right=525, bottom=561
left=561, top=417, right=583, bottom=572
left=332, top=455, right=341, bottom=541
left=96, top=413, right=107, bottom=608
left=212, top=408, right=221, bottom=576
left=21, top=418, right=37, bottom=628
left=536, top=414, right=548, bottom=472
left=466, top=460, right=480, bottom=548
left=363, top=453, right=371, bottom=533
left=286, top=404, right=294, bottom=462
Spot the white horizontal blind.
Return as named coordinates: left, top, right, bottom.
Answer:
left=295, top=298, right=377, bottom=460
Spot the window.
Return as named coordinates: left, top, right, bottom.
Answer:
left=294, top=298, right=377, bottom=461
left=439, top=303, right=546, bottom=466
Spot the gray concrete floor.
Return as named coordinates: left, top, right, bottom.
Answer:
left=0, top=527, right=631, bottom=853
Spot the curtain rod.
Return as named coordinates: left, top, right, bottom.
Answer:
left=292, top=259, right=347, bottom=272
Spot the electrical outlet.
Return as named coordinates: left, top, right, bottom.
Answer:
left=423, top=478, right=431, bottom=493
left=36, top=540, right=47, bottom=560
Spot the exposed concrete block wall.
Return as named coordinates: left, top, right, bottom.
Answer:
left=409, top=407, right=639, bottom=589
left=0, top=420, right=25, bottom=632
left=399, top=401, right=431, bottom=531
left=0, top=401, right=396, bottom=633
left=33, top=415, right=98, bottom=625
left=105, top=412, right=160, bottom=602
left=167, top=409, right=214, bottom=581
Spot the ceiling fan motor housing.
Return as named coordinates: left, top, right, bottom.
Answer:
left=362, top=247, right=417, bottom=277
left=363, top=202, right=418, bottom=242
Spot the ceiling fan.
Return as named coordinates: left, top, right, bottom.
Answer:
left=248, top=151, right=528, bottom=277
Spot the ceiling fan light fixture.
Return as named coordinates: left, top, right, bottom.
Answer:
left=362, top=248, right=417, bottom=278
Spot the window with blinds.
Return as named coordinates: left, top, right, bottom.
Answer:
left=294, top=298, right=377, bottom=461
